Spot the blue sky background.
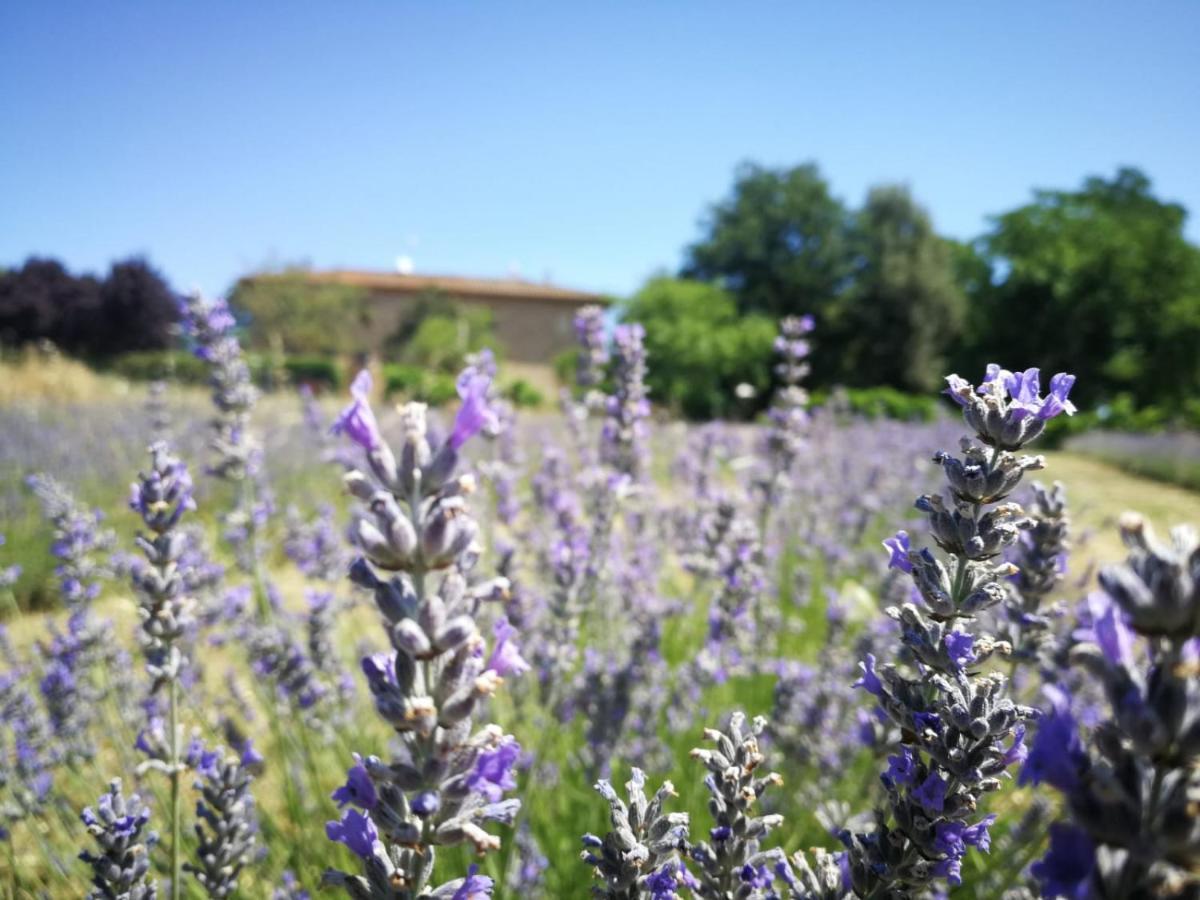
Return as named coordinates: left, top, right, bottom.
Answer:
left=2, top=1, right=1198, bottom=298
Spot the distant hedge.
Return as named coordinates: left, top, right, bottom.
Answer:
left=810, top=386, right=940, bottom=422
left=382, top=364, right=459, bottom=406
left=109, top=351, right=343, bottom=391
left=1041, top=394, right=1200, bottom=448
left=504, top=379, right=545, bottom=409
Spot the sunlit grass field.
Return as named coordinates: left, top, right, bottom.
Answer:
left=3, top=354, right=1200, bottom=897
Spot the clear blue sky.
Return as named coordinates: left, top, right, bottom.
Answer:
left=2, top=1, right=1198, bottom=298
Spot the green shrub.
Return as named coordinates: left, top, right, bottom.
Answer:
left=382, top=364, right=458, bottom=406
left=1041, top=393, right=1200, bottom=448
left=283, top=355, right=342, bottom=390
left=553, top=349, right=579, bottom=387
left=505, top=378, right=545, bottom=408
left=109, top=350, right=210, bottom=384
left=809, top=386, right=939, bottom=422
left=111, top=350, right=343, bottom=391
left=623, top=277, right=776, bottom=420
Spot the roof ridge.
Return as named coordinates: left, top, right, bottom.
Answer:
left=243, top=269, right=609, bottom=304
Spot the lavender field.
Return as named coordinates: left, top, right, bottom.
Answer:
left=1, top=303, right=1198, bottom=900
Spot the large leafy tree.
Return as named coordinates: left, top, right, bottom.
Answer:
left=967, top=168, right=1200, bottom=406
left=623, top=276, right=776, bottom=419
left=835, top=185, right=966, bottom=392
left=682, top=162, right=853, bottom=321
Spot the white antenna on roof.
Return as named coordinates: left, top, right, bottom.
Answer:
left=395, top=255, right=415, bottom=275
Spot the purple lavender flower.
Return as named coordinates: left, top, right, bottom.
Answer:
left=331, top=370, right=382, bottom=452
left=331, top=756, right=378, bottom=811
left=325, top=809, right=381, bottom=861
left=852, top=654, right=883, bottom=698
left=184, top=742, right=260, bottom=896
left=912, top=771, right=947, bottom=814
left=882, top=747, right=917, bottom=788
left=326, top=366, right=521, bottom=895
left=465, top=739, right=520, bottom=803
left=485, top=617, right=530, bottom=678
left=450, top=370, right=498, bottom=450
left=1028, top=515, right=1200, bottom=896
left=1030, top=824, right=1095, bottom=899
left=882, top=530, right=912, bottom=573
left=943, top=630, right=976, bottom=670
left=1020, top=686, right=1085, bottom=794
left=451, top=865, right=493, bottom=899
left=581, top=767, right=690, bottom=898
left=79, top=779, right=158, bottom=898
left=844, top=366, right=1050, bottom=897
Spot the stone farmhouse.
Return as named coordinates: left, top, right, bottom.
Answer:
left=251, top=270, right=609, bottom=384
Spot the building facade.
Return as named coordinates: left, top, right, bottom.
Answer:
left=249, top=269, right=608, bottom=369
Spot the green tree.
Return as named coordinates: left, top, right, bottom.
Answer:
left=623, top=276, right=776, bottom=419
left=682, top=162, right=853, bottom=321
left=387, top=291, right=501, bottom=375
left=969, top=168, right=1200, bottom=406
left=231, top=270, right=370, bottom=355
left=835, top=185, right=966, bottom=392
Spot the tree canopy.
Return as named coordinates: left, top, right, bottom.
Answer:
left=230, top=271, right=370, bottom=355
left=682, top=162, right=852, bottom=321
left=964, top=167, right=1200, bottom=406
left=623, top=276, right=776, bottom=419
left=673, top=163, right=1200, bottom=411
left=0, top=256, right=178, bottom=357
left=835, top=185, right=966, bottom=393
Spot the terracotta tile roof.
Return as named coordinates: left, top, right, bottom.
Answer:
left=244, top=269, right=610, bottom=305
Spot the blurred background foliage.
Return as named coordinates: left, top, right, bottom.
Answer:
left=384, top=291, right=501, bottom=375
left=2, top=163, right=1199, bottom=425
left=229, top=270, right=370, bottom=356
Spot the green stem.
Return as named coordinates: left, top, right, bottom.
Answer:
left=168, top=677, right=181, bottom=900
left=1, top=587, right=19, bottom=623
left=240, top=476, right=272, bottom=623
left=7, top=831, right=20, bottom=896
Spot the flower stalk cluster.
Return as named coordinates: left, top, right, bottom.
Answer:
left=129, top=442, right=199, bottom=900
left=179, top=293, right=259, bottom=482
left=1022, top=514, right=1200, bottom=898
left=130, top=443, right=197, bottom=693
left=183, top=741, right=262, bottom=898
left=575, top=304, right=609, bottom=400
left=28, top=474, right=119, bottom=762
left=601, top=324, right=650, bottom=481
left=685, top=713, right=788, bottom=899
left=581, top=768, right=691, bottom=899
left=843, top=365, right=1077, bottom=896
left=27, top=472, right=115, bottom=611
left=323, top=366, right=522, bottom=898
left=756, top=314, right=814, bottom=532
left=79, top=778, right=159, bottom=900
left=1002, top=480, right=1070, bottom=666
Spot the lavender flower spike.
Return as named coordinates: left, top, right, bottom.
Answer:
left=79, top=779, right=159, bottom=899
left=1024, top=514, right=1200, bottom=897
left=844, top=365, right=1052, bottom=896
left=580, top=768, right=690, bottom=899
left=685, top=713, right=788, bottom=899
left=183, top=741, right=260, bottom=898
left=324, top=358, right=520, bottom=898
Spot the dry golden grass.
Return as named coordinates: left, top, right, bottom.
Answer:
left=1042, top=450, right=1200, bottom=571
left=0, top=346, right=133, bottom=405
